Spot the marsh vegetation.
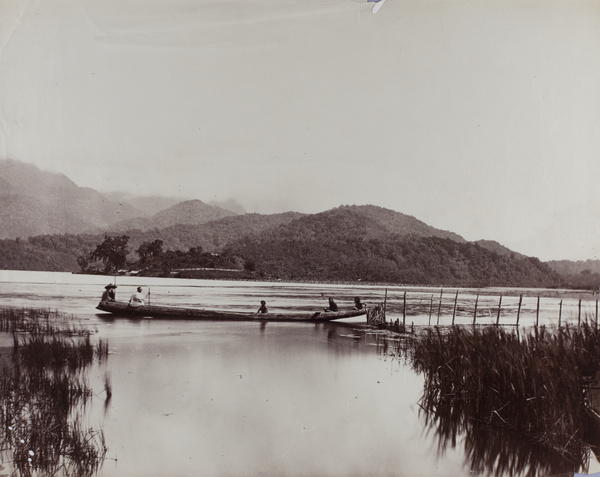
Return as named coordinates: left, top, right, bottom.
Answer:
left=0, top=308, right=109, bottom=476
left=383, top=322, right=600, bottom=476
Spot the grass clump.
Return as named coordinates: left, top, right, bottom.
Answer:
left=1, top=365, right=106, bottom=476
left=16, top=334, right=95, bottom=370
left=0, top=307, right=110, bottom=476
left=408, top=323, right=600, bottom=476
left=0, top=307, right=92, bottom=336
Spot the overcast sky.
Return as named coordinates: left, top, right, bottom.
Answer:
left=1, top=0, right=599, bottom=261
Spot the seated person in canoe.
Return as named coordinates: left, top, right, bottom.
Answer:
left=255, top=300, right=268, bottom=315
left=101, top=284, right=117, bottom=302
left=129, top=287, right=146, bottom=307
left=353, top=297, right=365, bottom=310
left=324, top=297, right=338, bottom=312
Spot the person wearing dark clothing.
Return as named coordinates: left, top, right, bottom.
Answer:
left=101, top=284, right=117, bottom=302
left=324, top=297, right=338, bottom=312
left=256, top=300, right=268, bottom=314
left=353, top=297, right=364, bottom=310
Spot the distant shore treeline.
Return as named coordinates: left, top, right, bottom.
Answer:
left=0, top=205, right=598, bottom=289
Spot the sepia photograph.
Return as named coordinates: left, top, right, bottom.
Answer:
left=1, top=0, right=600, bottom=475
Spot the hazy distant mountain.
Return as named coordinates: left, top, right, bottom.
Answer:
left=152, top=200, right=237, bottom=226
left=103, top=192, right=182, bottom=216
left=0, top=159, right=142, bottom=239
left=101, top=194, right=247, bottom=217
left=546, top=259, right=600, bottom=276
left=111, top=211, right=306, bottom=253
left=208, top=199, right=246, bottom=215
left=106, top=199, right=237, bottom=232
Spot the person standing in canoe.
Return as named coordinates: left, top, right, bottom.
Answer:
left=129, top=287, right=146, bottom=307
left=255, top=300, right=268, bottom=315
left=324, top=297, right=338, bottom=312
left=101, top=284, right=117, bottom=302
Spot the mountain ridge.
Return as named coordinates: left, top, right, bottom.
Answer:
left=0, top=158, right=582, bottom=285
left=0, top=198, right=577, bottom=288
left=0, top=159, right=143, bottom=238
left=222, top=206, right=559, bottom=286
left=104, top=199, right=238, bottom=233
left=0, top=160, right=244, bottom=238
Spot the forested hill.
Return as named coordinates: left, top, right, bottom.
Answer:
left=329, top=205, right=465, bottom=242
left=224, top=206, right=561, bottom=287
left=0, top=204, right=568, bottom=288
left=124, top=211, right=306, bottom=252
left=231, top=205, right=465, bottom=246
left=0, top=212, right=305, bottom=271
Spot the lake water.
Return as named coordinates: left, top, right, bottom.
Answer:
left=1, top=270, right=599, bottom=476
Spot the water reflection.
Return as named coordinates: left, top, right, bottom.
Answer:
left=421, top=401, right=592, bottom=477
left=0, top=364, right=107, bottom=476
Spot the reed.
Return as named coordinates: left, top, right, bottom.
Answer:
left=103, top=372, right=112, bottom=402
left=0, top=307, right=92, bottom=336
left=17, top=334, right=95, bottom=371
left=3, top=307, right=108, bottom=372
left=409, top=323, right=600, bottom=459
left=0, top=364, right=106, bottom=476
left=95, top=339, right=110, bottom=362
left=0, top=306, right=109, bottom=476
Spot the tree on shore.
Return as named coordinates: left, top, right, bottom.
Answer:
left=136, top=239, right=164, bottom=264
left=86, top=235, right=130, bottom=273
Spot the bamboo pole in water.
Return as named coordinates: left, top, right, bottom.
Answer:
left=578, top=299, right=582, bottom=327
left=516, top=295, right=523, bottom=327
left=596, top=300, right=598, bottom=331
left=558, top=300, right=563, bottom=327
left=473, top=294, right=479, bottom=326
left=437, top=289, right=443, bottom=326
left=496, top=296, right=502, bottom=327
left=536, top=296, right=540, bottom=328
left=452, top=290, right=458, bottom=325
left=402, top=291, right=406, bottom=327
left=428, top=295, right=433, bottom=326
left=383, top=288, right=387, bottom=322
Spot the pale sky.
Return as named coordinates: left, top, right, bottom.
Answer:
left=1, top=0, right=599, bottom=261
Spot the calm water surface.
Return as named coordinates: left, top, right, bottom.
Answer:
left=1, top=270, right=599, bottom=476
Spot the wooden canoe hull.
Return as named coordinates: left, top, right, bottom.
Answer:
left=96, top=301, right=366, bottom=322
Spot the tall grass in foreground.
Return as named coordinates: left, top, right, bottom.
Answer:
left=0, top=307, right=109, bottom=476
left=0, top=307, right=93, bottom=336
left=405, top=323, right=600, bottom=476
left=0, top=365, right=107, bottom=477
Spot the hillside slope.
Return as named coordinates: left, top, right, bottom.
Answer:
left=224, top=206, right=559, bottom=287
left=106, top=199, right=237, bottom=232
left=0, top=199, right=563, bottom=288
left=103, top=193, right=182, bottom=216
left=106, top=211, right=306, bottom=253
left=0, top=159, right=142, bottom=238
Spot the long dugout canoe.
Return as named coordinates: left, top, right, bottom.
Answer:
left=96, top=301, right=367, bottom=322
